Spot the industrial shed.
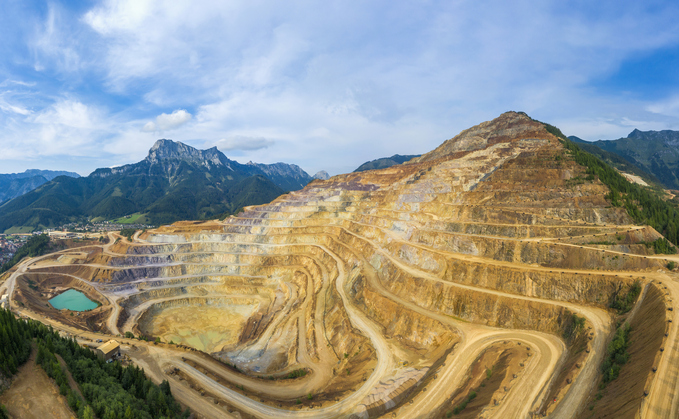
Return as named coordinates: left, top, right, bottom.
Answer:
left=96, top=340, right=120, bottom=361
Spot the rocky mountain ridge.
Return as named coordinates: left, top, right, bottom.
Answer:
left=246, top=161, right=313, bottom=191
left=575, top=128, right=679, bottom=189
left=0, top=140, right=316, bottom=232
left=92, top=139, right=240, bottom=178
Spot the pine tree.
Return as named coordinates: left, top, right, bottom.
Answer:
left=83, top=405, right=96, bottom=419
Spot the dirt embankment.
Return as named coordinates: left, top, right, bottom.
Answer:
left=431, top=343, right=526, bottom=418
left=0, top=348, right=76, bottom=419
left=579, top=283, right=666, bottom=418
left=318, top=282, right=377, bottom=396
left=542, top=312, right=591, bottom=415
left=436, top=255, right=640, bottom=307
left=350, top=272, right=459, bottom=353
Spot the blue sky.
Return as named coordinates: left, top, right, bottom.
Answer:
left=1, top=0, right=679, bottom=177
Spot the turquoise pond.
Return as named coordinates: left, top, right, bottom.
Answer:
left=49, top=289, right=98, bottom=311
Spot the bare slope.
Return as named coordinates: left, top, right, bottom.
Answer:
left=0, top=349, right=75, bottom=419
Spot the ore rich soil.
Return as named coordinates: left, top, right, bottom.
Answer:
left=139, top=303, right=256, bottom=352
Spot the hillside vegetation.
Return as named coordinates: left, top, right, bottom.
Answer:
left=0, top=170, right=80, bottom=205
left=568, top=137, right=662, bottom=187
left=580, top=129, right=679, bottom=190
left=544, top=122, right=679, bottom=248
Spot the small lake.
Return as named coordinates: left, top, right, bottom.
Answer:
left=49, top=289, right=98, bottom=311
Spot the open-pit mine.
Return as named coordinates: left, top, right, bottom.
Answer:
left=3, top=111, right=679, bottom=418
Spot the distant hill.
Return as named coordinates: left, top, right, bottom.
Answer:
left=567, top=136, right=662, bottom=188
left=575, top=129, right=679, bottom=189
left=246, top=161, right=312, bottom=191
left=0, top=170, right=80, bottom=203
left=354, top=154, right=420, bottom=172
left=0, top=140, right=307, bottom=232
left=313, top=170, right=330, bottom=180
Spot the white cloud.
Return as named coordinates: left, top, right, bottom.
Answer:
left=32, top=100, right=98, bottom=129
left=0, top=99, right=109, bottom=161
left=141, top=109, right=192, bottom=132
left=214, top=136, right=274, bottom=151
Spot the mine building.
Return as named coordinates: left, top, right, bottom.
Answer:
left=96, top=340, right=121, bottom=361
left=0, top=294, right=8, bottom=309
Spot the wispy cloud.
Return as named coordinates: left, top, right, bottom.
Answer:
left=213, top=136, right=274, bottom=151
left=31, top=3, right=84, bottom=73
left=0, top=99, right=106, bottom=159
left=0, top=80, right=37, bottom=88
left=0, top=97, right=31, bottom=116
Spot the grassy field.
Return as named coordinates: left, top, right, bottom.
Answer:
left=111, top=212, right=148, bottom=224
left=4, top=226, right=36, bottom=234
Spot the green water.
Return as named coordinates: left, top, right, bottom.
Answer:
left=49, top=289, right=98, bottom=311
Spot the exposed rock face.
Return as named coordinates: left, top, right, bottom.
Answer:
left=146, top=139, right=230, bottom=168
left=40, top=111, right=670, bottom=417
left=94, top=139, right=237, bottom=176
left=413, top=111, right=547, bottom=163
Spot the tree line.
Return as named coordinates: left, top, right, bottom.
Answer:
left=0, top=308, right=33, bottom=418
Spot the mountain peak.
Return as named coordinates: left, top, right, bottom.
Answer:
left=628, top=129, right=643, bottom=138
left=354, top=154, right=420, bottom=172
left=413, top=111, right=552, bottom=163
left=146, top=139, right=227, bottom=167
left=149, top=138, right=174, bottom=150
left=626, top=128, right=679, bottom=145
left=313, top=170, right=330, bottom=180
